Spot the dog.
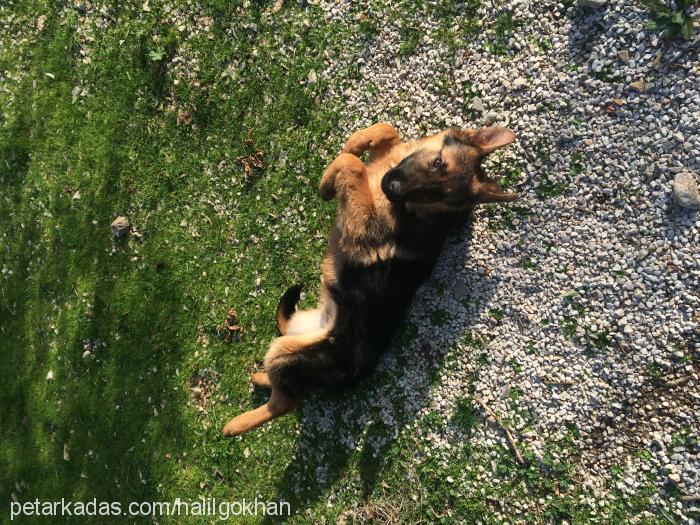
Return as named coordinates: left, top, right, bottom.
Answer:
left=223, top=123, right=517, bottom=436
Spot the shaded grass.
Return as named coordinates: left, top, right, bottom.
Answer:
left=1, top=1, right=344, bottom=523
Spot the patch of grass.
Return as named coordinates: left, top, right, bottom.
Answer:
left=521, top=257, right=538, bottom=270
left=460, top=80, right=482, bottom=117
left=587, top=329, right=612, bottom=351
left=434, top=0, right=481, bottom=51
left=0, top=2, right=351, bottom=521
left=462, top=330, right=483, bottom=348
left=669, top=426, right=699, bottom=452
left=498, top=165, right=524, bottom=190
left=508, top=358, right=523, bottom=374
left=421, top=411, right=447, bottom=433
left=646, top=361, right=663, bottom=379
left=485, top=9, right=522, bottom=56
left=485, top=204, right=530, bottom=231
left=451, top=398, right=478, bottom=433
left=532, top=35, right=553, bottom=54
left=639, top=0, right=696, bottom=40
left=570, top=151, right=586, bottom=176
left=561, top=316, right=578, bottom=339
left=357, top=12, right=380, bottom=38
left=535, top=174, right=567, bottom=198
left=488, top=308, right=504, bottom=321
left=525, top=340, right=537, bottom=355
left=593, top=64, right=622, bottom=84
left=398, top=25, right=422, bottom=56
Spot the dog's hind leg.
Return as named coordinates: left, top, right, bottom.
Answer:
left=342, top=123, right=399, bottom=160
left=222, top=330, right=329, bottom=436
left=250, top=372, right=271, bottom=388
left=222, top=388, right=296, bottom=436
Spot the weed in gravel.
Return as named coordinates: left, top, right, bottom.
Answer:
left=561, top=316, right=578, bottom=339
left=593, top=64, right=622, bottom=84
left=398, top=25, right=422, bottom=56
left=357, top=12, right=380, bottom=39
left=508, top=358, right=523, bottom=374
left=639, top=0, right=696, bottom=40
left=521, top=257, right=538, bottom=270
left=462, top=330, right=484, bottom=349
left=485, top=203, right=530, bottom=231
left=422, top=411, right=447, bottom=433
left=488, top=308, right=504, bottom=321
left=485, top=9, right=522, bottom=56
left=535, top=174, right=567, bottom=198
left=498, top=165, right=524, bottom=190
left=586, top=329, right=612, bottom=351
left=647, top=361, right=664, bottom=379
left=451, top=398, right=478, bottom=433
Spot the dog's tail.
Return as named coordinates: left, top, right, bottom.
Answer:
left=276, top=284, right=303, bottom=335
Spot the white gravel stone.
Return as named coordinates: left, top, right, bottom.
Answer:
left=673, top=173, right=700, bottom=210
left=110, top=216, right=130, bottom=238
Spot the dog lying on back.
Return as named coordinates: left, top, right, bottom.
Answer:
left=223, top=123, right=517, bottom=436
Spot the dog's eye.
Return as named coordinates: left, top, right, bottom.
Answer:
left=432, top=158, right=442, bottom=170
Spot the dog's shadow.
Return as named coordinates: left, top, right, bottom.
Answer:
left=262, top=217, right=501, bottom=520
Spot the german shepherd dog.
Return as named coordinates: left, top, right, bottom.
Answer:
left=223, top=123, right=517, bottom=436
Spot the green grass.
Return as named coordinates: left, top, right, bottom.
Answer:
left=484, top=9, right=522, bottom=56
left=521, top=257, right=538, bottom=270
left=398, top=24, right=422, bottom=56
left=570, top=151, right=586, bottom=176
left=639, top=0, right=696, bottom=40
left=535, top=174, right=567, bottom=198
left=1, top=1, right=346, bottom=523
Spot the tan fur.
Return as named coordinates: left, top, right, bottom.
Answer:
left=321, top=252, right=338, bottom=288
left=250, top=372, right=271, bottom=388
left=320, top=126, right=449, bottom=267
left=222, top=389, right=296, bottom=436
left=222, top=330, right=329, bottom=435
left=263, top=329, right=329, bottom=367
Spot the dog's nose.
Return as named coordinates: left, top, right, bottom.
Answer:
left=382, top=176, right=402, bottom=200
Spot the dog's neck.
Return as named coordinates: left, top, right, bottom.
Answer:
left=404, top=201, right=472, bottom=223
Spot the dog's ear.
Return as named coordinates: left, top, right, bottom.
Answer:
left=471, top=176, right=518, bottom=204
left=475, top=183, right=518, bottom=203
left=472, top=127, right=516, bottom=154
left=449, top=127, right=516, bottom=154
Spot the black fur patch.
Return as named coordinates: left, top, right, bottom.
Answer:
left=272, top=212, right=467, bottom=397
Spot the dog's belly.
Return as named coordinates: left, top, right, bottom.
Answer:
left=285, top=299, right=337, bottom=336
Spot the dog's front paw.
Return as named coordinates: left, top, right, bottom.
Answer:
left=342, top=133, right=372, bottom=156
left=319, top=164, right=339, bottom=200
left=319, top=179, right=336, bottom=200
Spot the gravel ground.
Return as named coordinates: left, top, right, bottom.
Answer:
left=291, top=1, right=699, bottom=522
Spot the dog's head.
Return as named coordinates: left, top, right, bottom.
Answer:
left=381, top=127, right=518, bottom=209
